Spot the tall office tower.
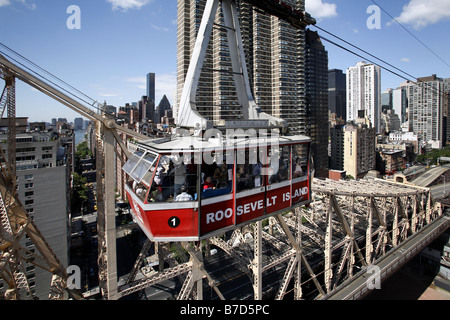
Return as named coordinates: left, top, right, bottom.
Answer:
left=305, top=29, right=329, bottom=177
left=381, top=89, right=393, bottom=112
left=154, top=95, right=172, bottom=124
left=0, top=127, right=71, bottom=300
left=146, top=73, right=155, bottom=102
left=74, top=117, right=84, bottom=130
left=138, top=95, right=154, bottom=123
left=146, top=73, right=156, bottom=120
left=392, top=83, right=409, bottom=124
left=176, top=0, right=308, bottom=135
left=407, top=75, right=446, bottom=149
left=346, top=61, right=381, bottom=133
left=328, top=69, right=346, bottom=121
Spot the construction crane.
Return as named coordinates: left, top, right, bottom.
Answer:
left=0, top=0, right=315, bottom=300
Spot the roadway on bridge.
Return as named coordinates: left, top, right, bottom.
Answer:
left=323, top=213, right=450, bottom=300
left=411, top=165, right=450, bottom=187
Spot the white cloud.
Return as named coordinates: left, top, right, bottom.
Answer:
left=155, top=73, right=176, bottom=103
left=125, top=76, right=146, bottom=90
left=99, top=93, right=120, bottom=98
left=0, top=0, right=11, bottom=7
left=16, top=0, right=35, bottom=10
left=401, top=57, right=411, bottom=63
left=305, top=0, right=337, bottom=19
left=394, top=0, right=450, bottom=30
left=0, top=0, right=36, bottom=9
left=106, top=0, right=153, bottom=11
left=151, top=24, right=170, bottom=32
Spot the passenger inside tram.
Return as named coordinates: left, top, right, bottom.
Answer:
left=236, top=164, right=251, bottom=192
left=200, top=154, right=233, bottom=198
left=293, top=157, right=304, bottom=178
left=145, top=154, right=198, bottom=203
left=292, top=144, right=308, bottom=178
left=268, top=146, right=290, bottom=184
left=203, top=176, right=215, bottom=190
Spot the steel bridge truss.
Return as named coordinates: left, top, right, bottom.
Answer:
left=115, top=178, right=444, bottom=300
left=0, top=71, right=72, bottom=300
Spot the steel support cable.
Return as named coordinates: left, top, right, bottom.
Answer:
left=0, top=46, right=115, bottom=118
left=314, top=26, right=449, bottom=101
left=313, top=24, right=416, bottom=81
left=370, top=0, right=450, bottom=69
left=0, top=51, right=100, bottom=113
left=0, top=42, right=99, bottom=109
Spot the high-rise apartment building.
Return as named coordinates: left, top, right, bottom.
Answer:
left=407, top=75, right=446, bottom=149
left=0, top=128, right=71, bottom=300
left=330, top=111, right=376, bottom=179
left=445, top=78, right=450, bottom=145
left=176, top=0, right=308, bottom=135
left=347, top=61, right=381, bottom=133
left=305, top=29, right=329, bottom=177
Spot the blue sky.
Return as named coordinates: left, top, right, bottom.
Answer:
left=0, top=0, right=449, bottom=122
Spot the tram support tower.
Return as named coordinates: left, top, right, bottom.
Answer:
left=177, top=0, right=315, bottom=134
left=96, top=118, right=119, bottom=300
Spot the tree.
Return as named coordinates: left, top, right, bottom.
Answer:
left=73, top=172, right=88, bottom=202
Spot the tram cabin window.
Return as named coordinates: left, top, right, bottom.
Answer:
left=236, top=148, right=264, bottom=192
left=132, top=181, right=148, bottom=201
left=292, top=144, right=308, bottom=178
left=147, top=154, right=198, bottom=203
left=269, top=145, right=290, bottom=184
left=123, top=150, right=156, bottom=184
left=201, top=152, right=233, bottom=199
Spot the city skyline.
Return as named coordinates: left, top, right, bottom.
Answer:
left=0, top=0, right=449, bottom=122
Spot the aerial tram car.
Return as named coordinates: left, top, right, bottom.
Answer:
left=123, top=0, right=315, bottom=242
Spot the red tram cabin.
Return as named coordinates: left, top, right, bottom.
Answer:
left=123, top=134, right=312, bottom=242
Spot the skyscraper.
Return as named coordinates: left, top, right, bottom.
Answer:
left=146, top=73, right=155, bottom=102
left=328, top=69, right=346, bottom=121
left=305, top=29, right=329, bottom=177
left=346, top=62, right=381, bottom=133
left=146, top=73, right=156, bottom=121
left=176, top=0, right=308, bottom=135
left=407, top=75, right=446, bottom=149
left=0, top=127, right=71, bottom=300
left=392, top=84, right=409, bottom=124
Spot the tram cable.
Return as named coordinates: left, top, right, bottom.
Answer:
left=370, top=0, right=450, bottom=69
left=311, top=25, right=449, bottom=104
left=0, top=42, right=115, bottom=117
left=313, top=24, right=416, bottom=82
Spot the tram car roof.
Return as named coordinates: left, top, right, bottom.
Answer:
left=135, top=133, right=311, bottom=154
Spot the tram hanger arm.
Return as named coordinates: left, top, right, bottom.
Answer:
left=0, top=54, right=148, bottom=151
left=244, top=0, right=316, bottom=29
